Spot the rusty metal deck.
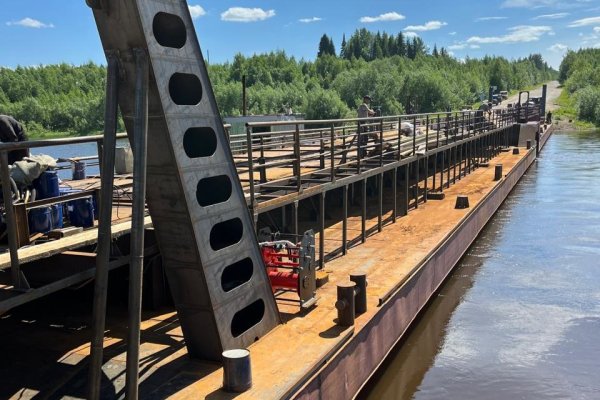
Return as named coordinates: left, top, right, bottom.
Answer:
left=0, top=127, right=554, bottom=399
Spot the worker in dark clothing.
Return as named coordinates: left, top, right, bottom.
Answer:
left=357, top=95, right=377, bottom=158
left=546, top=111, right=552, bottom=124
left=0, top=115, right=29, bottom=164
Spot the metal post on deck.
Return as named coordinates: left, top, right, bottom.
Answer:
left=0, top=152, right=28, bottom=290
left=88, top=53, right=120, bottom=400
left=541, top=84, right=547, bottom=119
left=342, top=185, right=348, bottom=255
left=125, top=48, right=149, bottom=400
left=245, top=125, right=255, bottom=210
left=319, top=192, right=325, bottom=269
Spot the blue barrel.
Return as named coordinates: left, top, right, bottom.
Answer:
left=34, top=170, right=60, bottom=199
left=29, top=207, right=52, bottom=233
left=67, top=197, right=95, bottom=228
left=72, top=161, right=86, bottom=180
left=50, top=204, right=63, bottom=229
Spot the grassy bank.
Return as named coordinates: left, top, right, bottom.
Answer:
left=553, top=88, right=596, bottom=130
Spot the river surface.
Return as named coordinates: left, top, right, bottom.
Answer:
left=361, top=130, right=600, bottom=400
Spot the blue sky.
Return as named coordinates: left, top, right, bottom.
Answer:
left=1, top=0, right=600, bottom=69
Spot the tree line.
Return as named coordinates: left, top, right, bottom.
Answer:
left=559, top=48, right=600, bottom=126
left=0, top=29, right=556, bottom=137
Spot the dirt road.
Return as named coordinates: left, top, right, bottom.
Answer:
left=496, top=81, right=562, bottom=112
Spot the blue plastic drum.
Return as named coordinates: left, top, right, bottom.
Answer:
left=29, top=207, right=52, bottom=233
left=34, top=170, right=60, bottom=199
left=72, top=161, right=86, bottom=180
left=50, top=204, right=63, bottom=230
left=67, top=197, right=95, bottom=228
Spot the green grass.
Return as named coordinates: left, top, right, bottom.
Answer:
left=553, top=88, right=596, bottom=129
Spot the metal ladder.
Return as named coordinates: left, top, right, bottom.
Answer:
left=87, top=0, right=279, bottom=364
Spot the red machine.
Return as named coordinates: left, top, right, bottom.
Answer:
left=259, top=230, right=317, bottom=309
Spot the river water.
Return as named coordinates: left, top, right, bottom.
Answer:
left=362, top=130, right=600, bottom=400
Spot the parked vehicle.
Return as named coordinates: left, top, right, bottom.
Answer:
left=500, top=91, right=508, bottom=100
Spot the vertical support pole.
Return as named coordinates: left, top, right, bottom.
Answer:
left=342, top=185, right=348, bottom=255
left=319, top=192, right=325, bottom=269
left=440, top=150, right=445, bottom=192
left=89, top=53, right=119, bottom=400
left=96, top=141, right=104, bottom=175
left=293, top=200, right=299, bottom=239
left=0, top=152, right=27, bottom=290
left=379, top=119, right=384, bottom=167
left=245, top=125, right=255, bottom=210
left=403, top=164, right=409, bottom=215
left=424, top=116, right=429, bottom=201
left=377, top=173, right=383, bottom=232
left=319, top=129, right=325, bottom=170
left=294, top=124, right=301, bottom=193
left=330, top=124, right=336, bottom=182
left=414, top=159, right=419, bottom=209
left=242, top=75, right=247, bottom=116
left=125, top=48, right=149, bottom=400
left=356, top=121, right=362, bottom=174
left=541, top=84, right=547, bottom=119
left=397, top=117, right=402, bottom=160
left=446, top=149, right=451, bottom=189
left=361, top=179, right=366, bottom=243
left=392, top=167, right=397, bottom=223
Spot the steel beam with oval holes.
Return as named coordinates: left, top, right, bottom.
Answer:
left=89, top=0, right=279, bottom=360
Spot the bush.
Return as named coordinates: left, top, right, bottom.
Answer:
left=577, top=86, right=600, bottom=125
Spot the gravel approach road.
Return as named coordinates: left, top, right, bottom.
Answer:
left=496, top=81, right=561, bottom=112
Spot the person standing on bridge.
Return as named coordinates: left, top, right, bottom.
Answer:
left=357, top=95, right=377, bottom=158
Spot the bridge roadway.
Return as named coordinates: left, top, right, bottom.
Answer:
left=0, top=124, right=553, bottom=398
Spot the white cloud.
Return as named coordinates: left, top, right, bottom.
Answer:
left=360, top=12, right=405, bottom=23
left=595, top=26, right=600, bottom=32
left=448, top=43, right=467, bottom=50
left=548, top=43, right=568, bottom=52
left=449, top=31, right=457, bottom=35
left=568, top=16, right=600, bottom=27
left=6, top=17, right=54, bottom=29
left=476, top=16, right=508, bottom=21
left=188, top=5, right=206, bottom=20
left=467, top=25, right=553, bottom=44
left=299, top=17, right=322, bottom=24
left=470, top=44, right=481, bottom=49
left=404, top=20, right=447, bottom=31
left=502, top=0, right=561, bottom=8
left=221, top=7, right=275, bottom=22
left=533, top=12, right=569, bottom=19
left=404, top=31, right=419, bottom=38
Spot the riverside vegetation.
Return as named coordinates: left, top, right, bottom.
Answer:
left=0, top=29, right=556, bottom=138
left=558, top=48, right=600, bottom=127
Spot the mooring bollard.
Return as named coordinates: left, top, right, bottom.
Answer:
left=350, top=273, right=367, bottom=315
left=494, top=164, right=503, bottom=181
left=455, top=195, right=470, bottom=209
left=335, top=281, right=356, bottom=326
left=222, top=349, right=252, bottom=392
left=526, top=140, right=532, bottom=150
left=513, top=147, right=520, bottom=155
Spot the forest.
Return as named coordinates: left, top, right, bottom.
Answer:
left=0, top=28, right=556, bottom=137
left=558, top=48, right=600, bottom=126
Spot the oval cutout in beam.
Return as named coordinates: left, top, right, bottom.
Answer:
left=197, top=175, right=232, bottom=207
left=231, top=299, right=265, bottom=337
left=169, top=73, right=202, bottom=105
left=221, top=258, right=254, bottom=292
left=210, top=218, right=243, bottom=251
left=153, top=12, right=187, bottom=49
left=183, top=127, right=217, bottom=158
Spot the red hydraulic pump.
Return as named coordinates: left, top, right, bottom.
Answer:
left=259, top=230, right=317, bottom=309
